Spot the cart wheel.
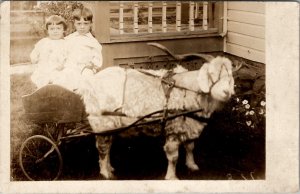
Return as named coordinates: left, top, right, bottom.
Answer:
left=19, top=135, right=63, bottom=181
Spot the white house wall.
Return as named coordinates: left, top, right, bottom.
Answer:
left=225, top=2, right=265, bottom=63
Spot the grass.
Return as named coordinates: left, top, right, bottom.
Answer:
left=10, top=55, right=265, bottom=181
left=10, top=73, right=37, bottom=180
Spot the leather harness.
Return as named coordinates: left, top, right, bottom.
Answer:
left=100, top=64, right=230, bottom=128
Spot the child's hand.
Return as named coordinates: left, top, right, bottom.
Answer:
left=81, top=62, right=98, bottom=74
left=94, top=66, right=101, bottom=73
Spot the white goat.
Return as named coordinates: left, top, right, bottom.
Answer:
left=75, top=56, right=235, bottom=180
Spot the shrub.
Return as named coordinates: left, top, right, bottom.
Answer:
left=228, top=58, right=266, bottom=135
left=231, top=97, right=265, bottom=131
left=31, top=2, right=84, bottom=37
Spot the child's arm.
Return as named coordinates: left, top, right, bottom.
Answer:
left=81, top=47, right=103, bottom=74
left=91, top=54, right=103, bottom=71
left=30, top=43, right=40, bottom=64
left=30, top=38, right=47, bottom=64
left=90, top=46, right=103, bottom=72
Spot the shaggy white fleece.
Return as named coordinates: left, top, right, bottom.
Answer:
left=75, top=57, right=234, bottom=139
left=73, top=56, right=235, bottom=180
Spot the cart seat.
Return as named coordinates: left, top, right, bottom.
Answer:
left=22, top=84, right=86, bottom=124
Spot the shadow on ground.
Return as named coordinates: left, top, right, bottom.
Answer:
left=46, top=110, right=265, bottom=181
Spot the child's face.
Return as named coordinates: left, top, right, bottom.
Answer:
left=47, top=24, right=64, bottom=40
left=74, top=17, right=92, bottom=35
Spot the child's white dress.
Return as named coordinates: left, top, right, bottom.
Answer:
left=30, top=38, right=66, bottom=88
left=53, top=32, right=103, bottom=91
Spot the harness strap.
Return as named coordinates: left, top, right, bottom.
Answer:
left=161, top=70, right=176, bottom=99
left=160, top=70, right=176, bottom=130
left=137, top=69, right=205, bottom=132
left=207, top=63, right=230, bottom=92
left=138, top=69, right=202, bottom=95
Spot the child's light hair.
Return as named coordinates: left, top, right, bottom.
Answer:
left=72, top=7, right=93, bottom=22
left=45, top=15, right=67, bottom=31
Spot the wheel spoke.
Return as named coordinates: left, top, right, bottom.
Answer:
left=19, top=135, right=63, bottom=181
left=24, top=144, right=35, bottom=157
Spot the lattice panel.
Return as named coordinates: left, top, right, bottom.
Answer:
left=116, top=55, right=206, bottom=71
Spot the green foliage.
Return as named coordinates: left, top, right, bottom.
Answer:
left=226, top=60, right=266, bottom=134
left=230, top=96, right=266, bottom=131
left=31, top=1, right=84, bottom=37
left=38, top=2, right=83, bottom=23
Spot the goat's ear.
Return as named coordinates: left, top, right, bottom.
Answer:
left=197, top=63, right=211, bottom=93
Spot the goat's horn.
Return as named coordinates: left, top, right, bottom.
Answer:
left=147, top=42, right=180, bottom=60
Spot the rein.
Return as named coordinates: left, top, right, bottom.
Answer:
left=101, top=68, right=215, bottom=131
left=137, top=69, right=203, bottom=95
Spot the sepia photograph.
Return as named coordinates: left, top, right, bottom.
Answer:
left=0, top=1, right=298, bottom=193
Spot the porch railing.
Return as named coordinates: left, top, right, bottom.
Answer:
left=109, top=1, right=217, bottom=36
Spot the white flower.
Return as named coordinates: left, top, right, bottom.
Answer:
left=236, top=98, right=240, bottom=102
left=245, top=111, right=249, bottom=116
left=242, top=100, right=248, bottom=105
left=246, top=121, right=252, bottom=126
left=249, top=110, right=255, bottom=115
left=245, top=104, right=250, bottom=109
left=260, top=101, right=266, bottom=106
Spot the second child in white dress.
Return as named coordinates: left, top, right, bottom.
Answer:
left=54, top=7, right=103, bottom=91
left=30, top=15, right=67, bottom=88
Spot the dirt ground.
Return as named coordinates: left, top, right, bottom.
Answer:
left=10, top=54, right=265, bottom=181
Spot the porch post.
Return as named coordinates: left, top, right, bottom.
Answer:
left=189, top=1, right=195, bottom=31
left=176, top=2, right=181, bottom=32
left=83, top=2, right=111, bottom=43
left=162, top=1, right=167, bottom=32
left=119, top=2, right=124, bottom=35
left=148, top=2, right=153, bottom=33
left=133, top=2, right=139, bottom=34
left=202, top=2, right=208, bottom=30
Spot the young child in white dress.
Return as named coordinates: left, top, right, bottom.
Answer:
left=54, top=7, right=103, bottom=91
left=30, top=15, right=67, bottom=88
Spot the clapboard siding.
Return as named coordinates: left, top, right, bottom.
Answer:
left=227, top=21, right=265, bottom=39
left=226, top=2, right=265, bottom=63
left=227, top=32, right=265, bottom=51
left=227, top=43, right=265, bottom=63
left=227, top=2, right=265, bottom=14
left=228, top=10, right=265, bottom=26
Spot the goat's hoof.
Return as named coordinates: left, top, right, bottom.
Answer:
left=100, top=171, right=115, bottom=180
left=99, top=173, right=116, bottom=180
left=186, top=163, right=199, bottom=171
left=165, top=175, right=179, bottom=180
